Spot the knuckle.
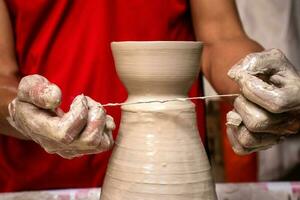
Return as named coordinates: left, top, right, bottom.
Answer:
left=269, top=48, right=284, bottom=58
left=18, top=76, right=32, bottom=88
left=18, top=75, right=62, bottom=109
left=106, top=116, right=116, bottom=130
left=19, top=74, right=45, bottom=89
left=60, top=132, right=76, bottom=144
left=244, top=122, right=258, bottom=132
left=238, top=136, right=252, bottom=148
left=245, top=53, right=256, bottom=62
left=42, top=84, right=62, bottom=109
left=228, top=60, right=244, bottom=79
left=240, top=55, right=256, bottom=71
left=51, top=127, right=74, bottom=144
left=237, top=128, right=255, bottom=148
left=244, top=117, right=266, bottom=132
left=89, top=108, right=105, bottom=122
left=86, top=96, right=102, bottom=107
left=270, top=97, right=289, bottom=113
left=238, top=133, right=249, bottom=147
left=100, top=133, right=114, bottom=150
left=226, top=111, right=242, bottom=127
left=83, top=133, right=102, bottom=147
left=75, top=127, right=104, bottom=148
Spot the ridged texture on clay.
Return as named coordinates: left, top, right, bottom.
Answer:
left=100, top=41, right=216, bottom=200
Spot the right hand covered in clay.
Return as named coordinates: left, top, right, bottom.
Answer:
left=226, top=49, right=300, bottom=155
left=7, top=74, right=115, bottom=159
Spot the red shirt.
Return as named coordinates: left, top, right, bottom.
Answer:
left=0, top=0, right=205, bottom=192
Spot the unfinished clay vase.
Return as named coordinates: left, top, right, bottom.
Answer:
left=100, top=41, right=216, bottom=200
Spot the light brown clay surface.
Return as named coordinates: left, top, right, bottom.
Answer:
left=100, top=41, right=216, bottom=200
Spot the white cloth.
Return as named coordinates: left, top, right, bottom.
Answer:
left=236, top=0, right=300, bottom=180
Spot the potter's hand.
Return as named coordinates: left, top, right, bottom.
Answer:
left=226, top=49, right=300, bottom=155
left=8, top=74, right=115, bottom=159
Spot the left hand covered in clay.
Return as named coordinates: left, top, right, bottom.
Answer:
left=8, top=75, right=115, bottom=159
left=226, top=49, right=300, bottom=155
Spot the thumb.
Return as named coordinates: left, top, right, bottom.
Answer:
left=18, top=74, right=62, bottom=109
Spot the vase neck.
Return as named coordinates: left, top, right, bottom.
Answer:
left=111, top=41, right=202, bottom=112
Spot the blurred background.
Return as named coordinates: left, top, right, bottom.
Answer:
left=205, top=0, right=300, bottom=183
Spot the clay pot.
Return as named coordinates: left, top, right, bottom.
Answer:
left=100, top=41, right=216, bottom=200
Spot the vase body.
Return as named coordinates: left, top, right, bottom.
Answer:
left=100, top=41, right=216, bottom=200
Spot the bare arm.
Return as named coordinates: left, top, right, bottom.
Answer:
left=0, top=0, right=116, bottom=158
left=190, top=0, right=300, bottom=154
left=190, top=0, right=264, bottom=95
left=0, top=0, right=25, bottom=139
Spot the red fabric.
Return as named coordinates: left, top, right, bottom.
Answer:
left=0, top=0, right=206, bottom=192
left=220, top=102, right=257, bottom=182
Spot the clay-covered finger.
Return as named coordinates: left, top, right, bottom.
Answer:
left=234, top=96, right=300, bottom=134
left=226, top=110, right=281, bottom=154
left=63, top=131, right=114, bottom=158
left=13, top=100, right=61, bottom=139
left=226, top=125, right=278, bottom=155
left=239, top=74, right=300, bottom=114
left=72, top=96, right=107, bottom=147
left=99, top=130, right=114, bottom=151
left=106, top=115, right=116, bottom=130
left=62, top=96, right=114, bottom=156
left=14, top=96, right=88, bottom=144
left=58, top=95, right=89, bottom=144
left=240, top=76, right=289, bottom=113
left=226, top=110, right=242, bottom=127
left=226, top=125, right=251, bottom=155
left=18, top=74, right=62, bottom=109
left=226, top=111, right=252, bottom=155
left=228, top=49, right=298, bottom=113
left=230, top=66, right=287, bottom=113
left=228, top=49, right=286, bottom=81
left=235, top=126, right=281, bottom=149
left=7, top=99, right=25, bottom=134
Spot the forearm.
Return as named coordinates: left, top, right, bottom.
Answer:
left=0, top=41, right=27, bottom=139
left=201, top=36, right=263, bottom=94
left=190, top=0, right=264, bottom=94
left=0, top=73, right=27, bottom=139
left=0, top=0, right=27, bottom=139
